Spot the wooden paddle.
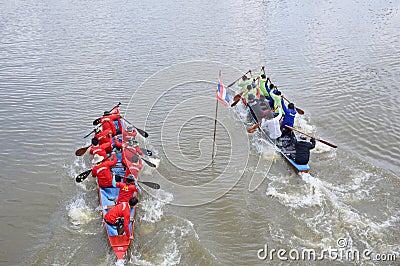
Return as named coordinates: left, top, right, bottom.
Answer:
left=231, top=90, right=249, bottom=107
left=75, top=145, right=91, bottom=156
left=247, top=122, right=261, bottom=133
left=227, top=70, right=251, bottom=88
left=120, top=117, right=149, bottom=138
left=285, top=125, right=337, bottom=148
left=282, top=96, right=305, bottom=115
left=115, top=175, right=160, bottom=189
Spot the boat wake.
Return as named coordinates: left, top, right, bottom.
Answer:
left=266, top=170, right=400, bottom=258
left=140, top=189, right=174, bottom=223
left=128, top=215, right=216, bottom=266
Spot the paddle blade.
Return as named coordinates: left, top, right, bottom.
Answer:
left=93, top=118, right=100, bottom=126
left=295, top=107, right=305, bottom=115
left=142, top=158, right=156, bottom=168
left=136, top=127, right=149, bottom=138
left=140, top=148, right=152, bottom=157
left=138, top=181, right=160, bottom=189
left=75, top=146, right=90, bottom=156
left=76, top=169, right=91, bottom=183
left=230, top=98, right=241, bottom=107
left=247, top=122, right=261, bottom=133
left=233, top=92, right=243, bottom=102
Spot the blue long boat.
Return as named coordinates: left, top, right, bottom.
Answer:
left=97, top=119, right=136, bottom=260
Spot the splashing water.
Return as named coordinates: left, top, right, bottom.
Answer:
left=140, top=190, right=174, bottom=223
left=67, top=197, right=96, bottom=226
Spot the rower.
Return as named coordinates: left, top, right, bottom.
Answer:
left=100, top=111, right=121, bottom=136
left=242, top=84, right=260, bottom=104
left=112, top=174, right=140, bottom=204
left=269, top=88, right=284, bottom=116
left=257, top=67, right=270, bottom=102
left=91, top=152, right=118, bottom=188
left=260, top=108, right=283, bottom=141
left=89, top=135, right=112, bottom=158
left=288, top=135, right=315, bottom=164
left=114, top=138, right=143, bottom=181
left=122, top=125, right=137, bottom=140
left=94, top=125, right=113, bottom=150
left=237, top=71, right=254, bottom=91
left=103, top=197, right=138, bottom=239
left=280, top=99, right=297, bottom=138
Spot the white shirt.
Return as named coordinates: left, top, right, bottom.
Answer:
left=261, top=109, right=282, bottom=140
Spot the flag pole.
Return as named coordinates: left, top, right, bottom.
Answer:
left=211, top=98, right=219, bottom=161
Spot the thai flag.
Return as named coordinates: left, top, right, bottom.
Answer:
left=216, top=71, right=230, bottom=106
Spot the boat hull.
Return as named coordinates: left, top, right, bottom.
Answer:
left=97, top=119, right=136, bottom=260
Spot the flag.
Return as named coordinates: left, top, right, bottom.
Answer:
left=216, top=71, right=230, bottom=106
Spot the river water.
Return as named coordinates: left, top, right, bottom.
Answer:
left=0, top=0, right=399, bottom=265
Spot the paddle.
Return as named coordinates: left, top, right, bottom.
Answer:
left=140, top=148, right=152, bottom=157
left=285, top=125, right=337, bottom=148
left=227, top=70, right=250, bottom=88
left=247, top=122, right=261, bottom=133
left=84, top=128, right=96, bottom=139
left=92, top=102, right=122, bottom=125
left=75, top=145, right=91, bottom=156
left=231, top=90, right=249, bottom=107
left=120, top=117, right=149, bottom=138
left=76, top=169, right=91, bottom=183
left=282, top=96, right=305, bottom=115
left=115, top=175, right=160, bottom=189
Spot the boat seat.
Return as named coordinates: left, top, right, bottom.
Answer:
left=282, top=148, right=296, bottom=154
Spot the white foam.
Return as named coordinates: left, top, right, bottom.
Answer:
left=67, top=197, right=95, bottom=226
left=140, top=190, right=174, bottom=223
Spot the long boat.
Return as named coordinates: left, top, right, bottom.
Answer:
left=98, top=119, right=136, bottom=260
left=248, top=106, right=310, bottom=173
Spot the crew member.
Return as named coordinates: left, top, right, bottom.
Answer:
left=100, top=111, right=121, bottom=136
left=112, top=174, right=140, bottom=204
left=290, top=136, right=316, bottom=164
left=280, top=99, right=297, bottom=137
left=91, top=152, right=118, bottom=187
left=89, top=135, right=112, bottom=158
left=103, top=197, right=138, bottom=239
left=260, top=108, right=283, bottom=140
